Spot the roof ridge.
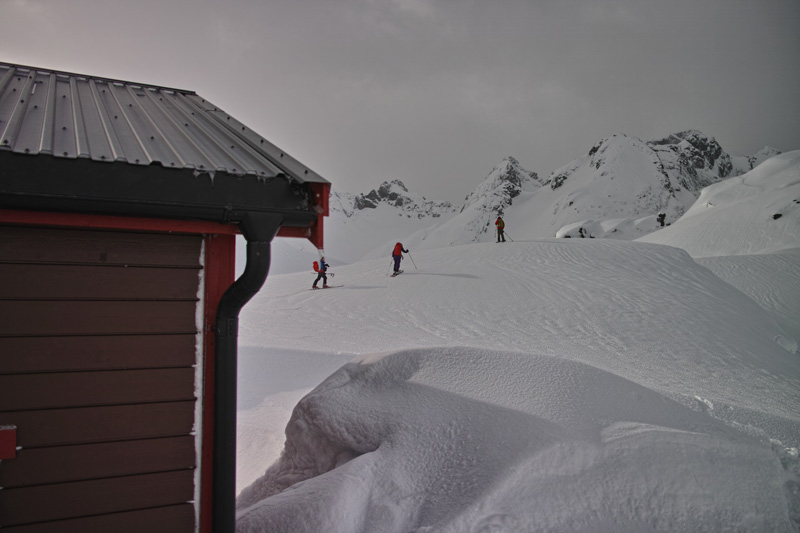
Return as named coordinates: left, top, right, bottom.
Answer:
left=0, top=61, right=195, bottom=95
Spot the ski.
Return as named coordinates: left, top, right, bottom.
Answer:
left=310, top=285, right=343, bottom=290
left=390, top=270, right=404, bottom=277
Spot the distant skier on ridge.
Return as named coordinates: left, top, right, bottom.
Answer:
left=495, top=215, right=506, bottom=242
left=391, top=242, right=409, bottom=276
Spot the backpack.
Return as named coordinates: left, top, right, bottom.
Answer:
left=313, top=261, right=319, bottom=272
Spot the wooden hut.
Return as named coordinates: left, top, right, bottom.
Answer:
left=0, top=62, right=329, bottom=532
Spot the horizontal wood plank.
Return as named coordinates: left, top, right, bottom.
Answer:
left=0, top=263, right=201, bottom=300
left=0, top=226, right=202, bottom=267
left=0, top=402, right=196, bottom=447
left=0, top=470, right=195, bottom=527
left=0, top=436, right=195, bottom=488
left=0, top=368, right=196, bottom=411
left=0, top=503, right=195, bottom=533
left=0, top=334, right=197, bottom=373
left=0, top=300, right=199, bottom=337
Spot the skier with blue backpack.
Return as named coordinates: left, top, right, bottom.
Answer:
left=312, top=257, right=330, bottom=289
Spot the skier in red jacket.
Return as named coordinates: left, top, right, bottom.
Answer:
left=495, top=216, right=506, bottom=242
left=392, top=242, right=408, bottom=275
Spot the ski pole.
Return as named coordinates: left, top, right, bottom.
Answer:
left=407, top=252, right=417, bottom=270
left=387, top=259, right=394, bottom=275
left=503, top=231, right=514, bottom=242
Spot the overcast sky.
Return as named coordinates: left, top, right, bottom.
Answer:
left=3, top=0, right=799, bottom=202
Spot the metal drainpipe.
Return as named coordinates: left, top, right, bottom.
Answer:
left=212, top=212, right=282, bottom=532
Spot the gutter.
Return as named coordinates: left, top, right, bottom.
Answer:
left=212, top=213, right=283, bottom=533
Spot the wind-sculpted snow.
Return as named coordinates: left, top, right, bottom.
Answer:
left=234, top=148, right=800, bottom=531
left=236, top=348, right=798, bottom=532
left=697, top=249, right=800, bottom=347
left=241, top=240, right=799, bottom=429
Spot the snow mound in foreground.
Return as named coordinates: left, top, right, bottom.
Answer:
left=236, top=347, right=799, bottom=532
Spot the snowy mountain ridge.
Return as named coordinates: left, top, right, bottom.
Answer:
left=355, top=156, right=541, bottom=259
left=331, top=179, right=455, bottom=219
left=460, top=155, right=542, bottom=212
left=246, top=130, right=785, bottom=273
left=455, top=156, right=541, bottom=239
left=378, top=130, right=784, bottom=254
left=537, top=129, right=779, bottom=239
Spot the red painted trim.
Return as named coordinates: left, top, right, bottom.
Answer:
left=0, top=209, right=240, bottom=235
left=0, top=425, right=17, bottom=460
left=199, top=233, right=236, bottom=533
left=305, top=182, right=330, bottom=250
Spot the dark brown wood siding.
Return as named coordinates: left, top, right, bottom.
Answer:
left=0, top=225, right=203, bottom=531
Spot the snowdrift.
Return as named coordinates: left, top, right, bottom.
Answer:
left=237, top=348, right=798, bottom=532
left=236, top=237, right=800, bottom=531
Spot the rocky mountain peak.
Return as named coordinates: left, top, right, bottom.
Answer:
left=333, top=179, right=454, bottom=219
left=356, top=180, right=411, bottom=209
left=447, top=156, right=541, bottom=242
left=488, top=156, right=537, bottom=190
left=648, top=130, right=732, bottom=182
left=463, top=156, right=540, bottom=209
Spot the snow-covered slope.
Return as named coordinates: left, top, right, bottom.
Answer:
left=547, top=130, right=781, bottom=238
left=235, top=180, right=456, bottom=275
left=360, top=156, right=541, bottom=259
left=444, top=155, right=541, bottom=245
left=453, top=130, right=779, bottom=243
left=232, top=148, right=800, bottom=531
left=636, top=150, right=800, bottom=345
left=386, top=130, right=779, bottom=252
left=324, top=180, right=456, bottom=264
left=238, top=130, right=784, bottom=273
left=638, top=150, right=800, bottom=257
left=235, top=239, right=800, bottom=532
left=696, top=249, right=800, bottom=349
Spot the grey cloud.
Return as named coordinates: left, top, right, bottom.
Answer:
left=2, top=0, right=798, bottom=201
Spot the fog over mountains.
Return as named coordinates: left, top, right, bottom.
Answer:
left=252, top=130, right=780, bottom=275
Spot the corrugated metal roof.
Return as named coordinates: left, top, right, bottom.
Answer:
left=0, top=62, right=327, bottom=183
